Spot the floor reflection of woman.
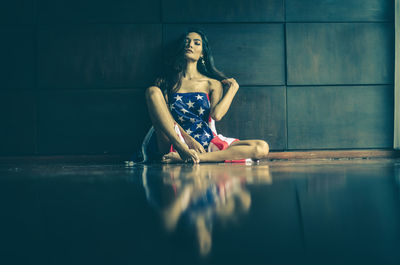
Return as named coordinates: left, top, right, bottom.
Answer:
left=144, top=28, right=269, bottom=163
left=144, top=164, right=272, bottom=256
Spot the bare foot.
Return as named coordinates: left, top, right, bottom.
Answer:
left=162, top=150, right=200, bottom=164
left=173, top=143, right=200, bottom=163
left=162, top=152, right=183, bottom=164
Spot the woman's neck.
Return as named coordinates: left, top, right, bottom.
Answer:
left=184, top=60, right=201, bottom=80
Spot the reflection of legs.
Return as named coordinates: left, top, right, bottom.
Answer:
left=146, top=86, right=199, bottom=162
left=196, top=217, right=212, bottom=256
left=163, top=185, right=193, bottom=231
left=162, top=140, right=269, bottom=163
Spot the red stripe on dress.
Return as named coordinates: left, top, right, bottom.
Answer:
left=210, top=135, right=229, bottom=151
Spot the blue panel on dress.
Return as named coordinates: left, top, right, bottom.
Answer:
left=169, top=92, right=214, bottom=148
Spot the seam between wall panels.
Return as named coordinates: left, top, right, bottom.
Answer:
left=284, top=31, right=289, bottom=149
left=394, top=0, right=400, bottom=149
left=34, top=0, right=38, bottom=155
left=160, top=0, right=163, bottom=23
left=284, top=0, right=289, bottom=150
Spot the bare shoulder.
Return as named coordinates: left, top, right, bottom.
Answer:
left=207, top=78, right=223, bottom=93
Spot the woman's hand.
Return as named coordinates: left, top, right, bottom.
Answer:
left=177, top=123, right=206, bottom=154
left=221, top=78, right=239, bottom=93
left=183, top=134, right=206, bottom=154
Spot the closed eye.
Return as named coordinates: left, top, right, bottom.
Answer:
left=185, top=38, right=202, bottom=46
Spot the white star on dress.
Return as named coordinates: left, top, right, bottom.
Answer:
left=195, top=94, right=203, bottom=100
left=187, top=100, right=194, bottom=108
left=204, top=132, right=210, bottom=138
left=174, top=95, right=183, bottom=101
left=170, top=104, right=175, bottom=110
left=202, top=141, right=209, bottom=146
left=178, top=116, right=184, bottom=122
left=186, top=128, right=192, bottom=135
left=196, top=123, right=203, bottom=129
left=194, top=134, right=200, bottom=139
left=190, top=118, right=196, bottom=123
left=181, top=108, right=189, bottom=114
left=198, top=107, right=205, bottom=115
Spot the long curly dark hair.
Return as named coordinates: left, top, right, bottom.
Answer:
left=154, top=27, right=227, bottom=96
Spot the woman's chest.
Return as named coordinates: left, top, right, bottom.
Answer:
left=169, top=92, right=211, bottom=120
left=176, top=79, right=210, bottom=94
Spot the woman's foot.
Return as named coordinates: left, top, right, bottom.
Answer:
left=173, top=143, right=200, bottom=163
left=162, top=149, right=200, bottom=164
left=162, top=152, right=183, bottom=163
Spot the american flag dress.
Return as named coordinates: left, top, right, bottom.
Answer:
left=168, top=92, right=240, bottom=153
left=134, top=92, right=250, bottom=163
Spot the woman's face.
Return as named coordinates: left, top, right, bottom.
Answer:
left=184, top=32, right=203, bottom=61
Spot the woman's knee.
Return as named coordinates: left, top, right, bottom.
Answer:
left=253, top=140, right=269, bottom=159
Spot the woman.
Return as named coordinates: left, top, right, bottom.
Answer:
left=144, top=28, right=269, bottom=163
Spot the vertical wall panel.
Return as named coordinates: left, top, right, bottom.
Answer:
left=162, top=0, right=284, bottom=22
left=287, top=23, right=394, bottom=85
left=37, top=0, right=161, bottom=23
left=286, top=0, right=394, bottom=22
left=0, top=26, right=35, bottom=90
left=0, top=1, right=35, bottom=25
left=38, top=24, right=162, bottom=89
left=37, top=89, right=151, bottom=155
left=394, top=0, right=400, bottom=149
left=0, top=90, right=36, bottom=155
left=287, top=85, right=393, bottom=149
left=164, top=24, right=286, bottom=86
left=217, top=86, right=287, bottom=150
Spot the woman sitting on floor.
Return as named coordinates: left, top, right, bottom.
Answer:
left=143, top=28, right=269, bottom=163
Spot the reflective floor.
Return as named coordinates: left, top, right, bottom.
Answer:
left=1, top=159, right=400, bottom=265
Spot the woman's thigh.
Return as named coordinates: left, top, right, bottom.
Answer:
left=229, top=139, right=265, bottom=147
left=228, top=139, right=269, bottom=158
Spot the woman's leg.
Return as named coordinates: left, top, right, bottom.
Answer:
left=145, top=86, right=200, bottom=163
left=162, top=140, right=269, bottom=163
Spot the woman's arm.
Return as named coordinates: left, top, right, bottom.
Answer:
left=176, top=122, right=206, bottom=153
left=210, top=78, right=239, bottom=121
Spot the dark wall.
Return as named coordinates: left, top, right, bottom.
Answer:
left=0, top=0, right=394, bottom=156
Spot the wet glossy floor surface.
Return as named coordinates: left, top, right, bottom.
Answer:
left=1, top=159, right=400, bottom=265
